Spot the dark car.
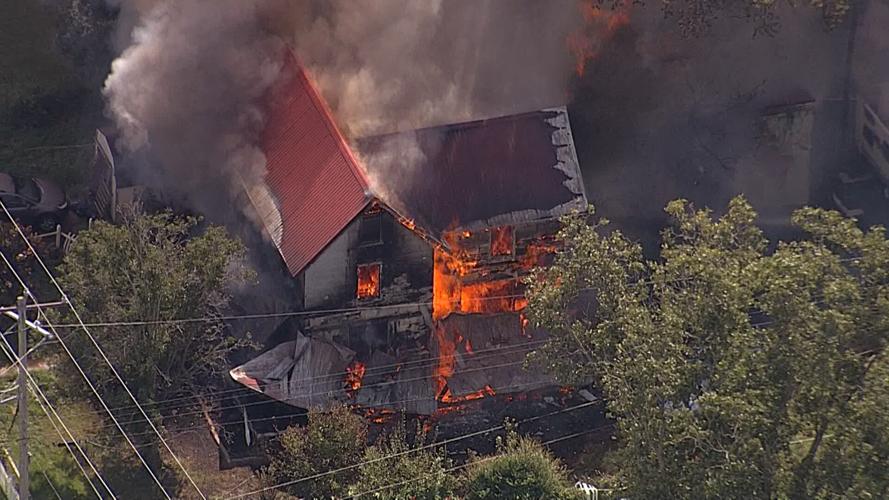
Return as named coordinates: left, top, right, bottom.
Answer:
left=0, top=172, right=67, bottom=231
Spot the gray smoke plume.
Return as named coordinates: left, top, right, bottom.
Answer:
left=275, top=0, right=588, bottom=208
left=104, top=0, right=283, bottom=223
left=284, top=0, right=584, bottom=137
left=104, top=0, right=592, bottom=222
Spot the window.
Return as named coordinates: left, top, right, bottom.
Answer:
left=357, top=263, right=381, bottom=299
left=490, top=226, right=515, bottom=256
left=358, top=212, right=383, bottom=246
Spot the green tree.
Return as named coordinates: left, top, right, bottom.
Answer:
left=525, top=197, right=889, bottom=498
left=352, top=423, right=456, bottom=499
left=462, top=430, right=580, bottom=500
left=0, top=221, right=60, bottom=307
left=263, top=406, right=367, bottom=499
left=56, top=213, right=251, bottom=422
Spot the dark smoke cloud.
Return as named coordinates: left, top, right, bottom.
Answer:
left=104, top=0, right=283, bottom=222
left=569, top=3, right=857, bottom=249
left=283, top=0, right=584, bottom=137
left=104, top=0, right=590, bottom=223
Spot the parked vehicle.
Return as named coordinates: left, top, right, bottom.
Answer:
left=0, top=172, right=68, bottom=231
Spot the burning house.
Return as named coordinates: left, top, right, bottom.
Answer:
left=230, top=51, right=588, bottom=417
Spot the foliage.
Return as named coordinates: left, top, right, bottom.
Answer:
left=0, top=0, right=103, bottom=188
left=0, top=221, right=61, bottom=309
left=0, top=370, right=101, bottom=499
left=526, top=197, right=889, bottom=498
left=352, top=423, right=456, bottom=499
left=263, top=406, right=368, bottom=499
left=56, top=213, right=252, bottom=425
left=462, top=429, right=581, bottom=500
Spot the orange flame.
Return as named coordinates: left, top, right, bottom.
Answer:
left=490, top=226, right=514, bottom=256
left=357, top=263, right=380, bottom=299
left=430, top=229, right=559, bottom=403
left=345, top=361, right=366, bottom=392
left=441, top=385, right=496, bottom=404
left=567, top=1, right=632, bottom=77
left=363, top=407, right=395, bottom=424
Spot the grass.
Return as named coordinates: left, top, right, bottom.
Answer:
left=0, top=366, right=102, bottom=498
left=0, top=1, right=103, bottom=190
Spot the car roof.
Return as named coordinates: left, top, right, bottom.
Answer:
left=0, top=173, right=14, bottom=194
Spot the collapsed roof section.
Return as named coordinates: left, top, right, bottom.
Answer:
left=230, top=332, right=356, bottom=409
left=356, top=108, right=587, bottom=239
left=255, top=50, right=371, bottom=276
left=230, top=332, right=438, bottom=414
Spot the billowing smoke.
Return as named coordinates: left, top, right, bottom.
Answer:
left=279, top=0, right=588, bottom=210
left=104, top=0, right=283, bottom=223
left=285, top=0, right=584, bottom=137
left=104, top=0, right=592, bottom=224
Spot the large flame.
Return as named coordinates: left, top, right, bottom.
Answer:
left=431, top=229, right=557, bottom=404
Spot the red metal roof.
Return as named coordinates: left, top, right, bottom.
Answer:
left=260, top=51, right=370, bottom=276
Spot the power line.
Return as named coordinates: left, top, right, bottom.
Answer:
left=89, top=357, right=533, bottom=433
left=82, top=379, right=552, bottom=444
left=46, top=293, right=531, bottom=329
left=225, top=398, right=603, bottom=499
left=0, top=320, right=112, bottom=498
left=28, top=336, right=550, bottom=428
left=1, top=200, right=207, bottom=500
left=0, top=227, right=173, bottom=499
left=32, top=294, right=888, bottom=434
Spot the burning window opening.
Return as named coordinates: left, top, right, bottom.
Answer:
left=357, top=262, right=381, bottom=299
left=490, top=225, right=515, bottom=256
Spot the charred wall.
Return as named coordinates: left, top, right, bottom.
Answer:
left=302, top=202, right=433, bottom=310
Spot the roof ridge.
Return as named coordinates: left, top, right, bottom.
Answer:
left=356, top=107, right=565, bottom=141
left=287, top=49, right=371, bottom=194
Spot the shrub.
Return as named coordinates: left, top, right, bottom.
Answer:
left=352, top=423, right=456, bottom=499
left=463, top=431, right=580, bottom=500
left=262, top=406, right=367, bottom=499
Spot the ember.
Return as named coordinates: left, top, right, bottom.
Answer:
left=441, top=384, right=496, bottom=404
left=356, top=262, right=381, bottom=299
left=345, top=361, right=366, bottom=392
left=363, top=408, right=396, bottom=424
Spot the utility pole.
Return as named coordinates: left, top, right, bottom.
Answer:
left=16, top=295, right=28, bottom=500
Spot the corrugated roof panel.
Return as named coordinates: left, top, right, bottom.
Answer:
left=260, top=51, right=370, bottom=276
left=356, top=107, right=586, bottom=237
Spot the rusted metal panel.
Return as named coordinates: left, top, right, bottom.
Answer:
left=356, top=106, right=586, bottom=238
